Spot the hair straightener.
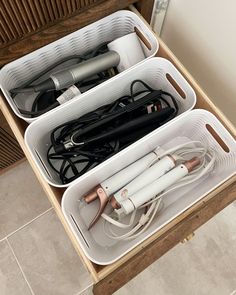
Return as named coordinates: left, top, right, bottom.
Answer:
left=47, top=80, right=179, bottom=184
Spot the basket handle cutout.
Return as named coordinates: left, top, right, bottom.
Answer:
left=166, top=73, right=186, bottom=99
left=70, top=214, right=90, bottom=248
left=206, top=124, right=230, bottom=153
left=134, top=27, right=151, bottom=50
left=35, top=150, right=52, bottom=179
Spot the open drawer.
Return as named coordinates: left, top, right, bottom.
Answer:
left=0, top=4, right=235, bottom=295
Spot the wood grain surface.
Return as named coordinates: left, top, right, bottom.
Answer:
left=136, top=0, right=155, bottom=22
left=0, top=0, right=140, bottom=65
left=0, top=0, right=104, bottom=45
left=0, top=0, right=156, bottom=65
left=0, top=111, right=24, bottom=170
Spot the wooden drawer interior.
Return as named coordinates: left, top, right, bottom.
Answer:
left=0, top=5, right=235, bottom=292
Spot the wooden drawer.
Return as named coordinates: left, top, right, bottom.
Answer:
left=0, top=4, right=235, bottom=295
left=0, top=110, right=25, bottom=171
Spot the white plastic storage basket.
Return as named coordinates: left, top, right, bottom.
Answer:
left=61, top=109, right=236, bottom=265
left=0, top=10, right=158, bottom=123
left=25, top=57, right=196, bottom=187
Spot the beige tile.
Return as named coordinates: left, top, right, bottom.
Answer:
left=0, top=161, right=51, bottom=239
left=8, top=209, right=92, bottom=295
left=0, top=240, right=32, bottom=295
left=115, top=203, right=236, bottom=295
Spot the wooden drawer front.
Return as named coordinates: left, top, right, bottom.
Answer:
left=0, top=111, right=24, bottom=170
left=0, top=0, right=105, bottom=45
left=0, top=0, right=140, bottom=66
left=0, top=4, right=235, bottom=295
left=0, top=127, right=24, bottom=170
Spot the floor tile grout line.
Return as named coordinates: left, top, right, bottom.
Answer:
left=6, top=238, right=36, bottom=295
left=0, top=207, right=53, bottom=241
left=75, top=282, right=94, bottom=295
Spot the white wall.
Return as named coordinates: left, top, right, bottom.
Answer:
left=161, top=0, right=236, bottom=125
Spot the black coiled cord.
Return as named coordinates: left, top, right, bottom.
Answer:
left=47, top=80, right=179, bottom=184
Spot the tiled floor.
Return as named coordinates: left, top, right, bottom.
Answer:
left=0, top=161, right=92, bottom=295
left=0, top=161, right=236, bottom=295
left=116, top=203, right=236, bottom=295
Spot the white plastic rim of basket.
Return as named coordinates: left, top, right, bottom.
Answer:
left=24, top=57, right=197, bottom=188
left=61, top=109, right=236, bottom=265
left=0, top=10, right=159, bottom=123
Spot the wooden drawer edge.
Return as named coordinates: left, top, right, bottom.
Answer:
left=0, top=94, right=99, bottom=283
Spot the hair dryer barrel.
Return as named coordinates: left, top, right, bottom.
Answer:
left=50, top=51, right=120, bottom=90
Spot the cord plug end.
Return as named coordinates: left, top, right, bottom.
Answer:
left=110, top=208, right=126, bottom=221
left=53, top=144, right=65, bottom=154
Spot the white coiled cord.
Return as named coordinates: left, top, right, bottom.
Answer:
left=101, top=141, right=216, bottom=240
